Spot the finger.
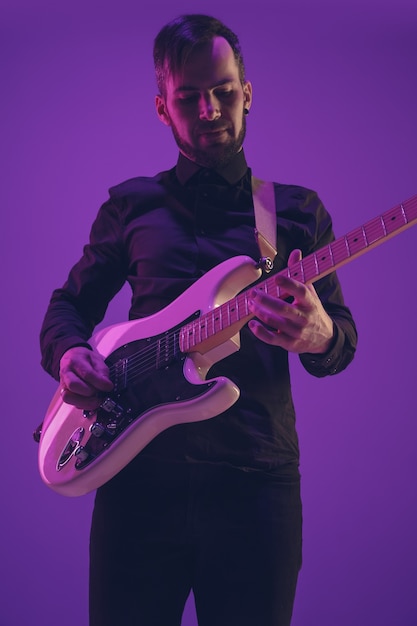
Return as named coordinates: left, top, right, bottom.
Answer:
left=249, top=318, right=311, bottom=354
left=61, top=364, right=113, bottom=393
left=249, top=320, right=300, bottom=352
left=60, top=369, right=114, bottom=401
left=60, top=387, right=104, bottom=411
left=248, top=320, right=282, bottom=345
left=249, top=286, right=307, bottom=324
left=78, top=369, right=114, bottom=392
left=248, top=305, right=306, bottom=350
left=288, top=248, right=302, bottom=266
left=60, top=374, right=97, bottom=398
left=60, top=347, right=113, bottom=390
left=273, top=273, right=310, bottom=302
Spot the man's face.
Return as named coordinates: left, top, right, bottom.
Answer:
left=156, top=36, right=252, bottom=168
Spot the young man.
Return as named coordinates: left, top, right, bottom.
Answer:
left=40, top=14, right=357, bottom=626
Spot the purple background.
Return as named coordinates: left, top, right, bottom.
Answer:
left=2, top=0, right=417, bottom=624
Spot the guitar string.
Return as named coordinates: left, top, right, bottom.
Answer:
left=106, top=287, right=259, bottom=386
left=106, top=293, right=248, bottom=385
left=107, top=332, right=179, bottom=383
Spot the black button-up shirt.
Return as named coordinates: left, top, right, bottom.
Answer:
left=40, top=150, right=357, bottom=471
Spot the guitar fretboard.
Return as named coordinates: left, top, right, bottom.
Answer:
left=180, top=193, right=417, bottom=353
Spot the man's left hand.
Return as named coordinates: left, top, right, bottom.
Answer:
left=248, top=249, right=334, bottom=354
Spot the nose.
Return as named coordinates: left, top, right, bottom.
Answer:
left=199, top=94, right=220, bottom=121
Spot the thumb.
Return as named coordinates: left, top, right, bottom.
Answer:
left=288, top=248, right=302, bottom=266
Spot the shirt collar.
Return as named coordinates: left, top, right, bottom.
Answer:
left=175, top=149, right=248, bottom=186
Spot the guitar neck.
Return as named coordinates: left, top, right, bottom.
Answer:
left=180, top=193, right=417, bottom=354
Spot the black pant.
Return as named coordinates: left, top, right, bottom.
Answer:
left=89, top=458, right=302, bottom=626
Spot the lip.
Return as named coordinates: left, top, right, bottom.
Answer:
left=197, top=124, right=227, bottom=135
left=198, top=127, right=228, bottom=136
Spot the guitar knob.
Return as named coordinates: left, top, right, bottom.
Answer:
left=90, top=422, right=106, bottom=438
left=74, top=446, right=89, bottom=462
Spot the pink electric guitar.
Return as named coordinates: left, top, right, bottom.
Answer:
left=36, top=193, right=417, bottom=497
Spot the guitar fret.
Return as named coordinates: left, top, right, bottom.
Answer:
left=216, top=306, right=223, bottom=333
left=345, top=227, right=367, bottom=256
left=300, top=255, right=318, bottom=283
left=315, top=246, right=335, bottom=276
left=180, top=327, right=186, bottom=351
left=237, top=293, right=246, bottom=317
left=328, top=243, right=335, bottom=270
left=261, top=277, right=271, bottom=298
left=192, top=320, right=199, bottom=346
left=363, top=216, right=386, bottom=245
left=330, top=239, right=345, bottom=266
left=173, top=331, right=181, bottom=359
left=243, top=291, right=250, bottom=316
left=230, top=297, right=239, bottom=324
left=361, top=225, right=368, bottom=247
left=288, top=261, right=304, bottom=284
left=344, top=235, right=351, bottom=258
left=225, top=301, right=231, bottom=327
left=227, top=300, right=234, bottom=327
left=313, top=252, right=319, bottom=276
left=190, top=322, right=197, bottom=348
left=380, top=214, right=387, bottom=236
left=200, top=316, right=208, bottom=341
left=384, top=205, right=407, bottom=235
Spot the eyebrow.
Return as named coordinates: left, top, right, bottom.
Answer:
left=174, top=78, right=236, bottom=94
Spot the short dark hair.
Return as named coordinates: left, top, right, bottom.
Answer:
left=153, top=14, right=246, bottom=96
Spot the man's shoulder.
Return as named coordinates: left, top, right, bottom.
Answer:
left=272, top=180, right=317, bottom=198
left=269, top=181, right=323, bottom=213
left=108, top=170, right=170, bottom=202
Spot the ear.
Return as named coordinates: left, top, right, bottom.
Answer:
left=243, top=81, right=253, bottom=113
left=155, top=94, right=171, bottom=126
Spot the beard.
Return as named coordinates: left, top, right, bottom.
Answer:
left=170, top=115, right=247, bottom=169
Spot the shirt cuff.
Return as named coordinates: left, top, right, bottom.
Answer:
left=299, top=323, right=344, bottom=377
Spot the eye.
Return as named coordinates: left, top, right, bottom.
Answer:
left=178, top=92, right=198, bottom=101
left=215, top=89, right=234, bottom=99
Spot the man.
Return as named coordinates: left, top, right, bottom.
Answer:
left=40, top=14, right=357, bottom=626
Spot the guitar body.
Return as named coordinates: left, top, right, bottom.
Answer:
left=38, top=255, right=262, bottom=497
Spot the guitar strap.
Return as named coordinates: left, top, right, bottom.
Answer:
left=251, top=176, right=277, bottom=273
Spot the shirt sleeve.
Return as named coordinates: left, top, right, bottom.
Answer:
left=275, top=184, right=358, bottom=378
left=301, top=196, right=358, bottom=377
left=39, top=199, right=127, bottom=380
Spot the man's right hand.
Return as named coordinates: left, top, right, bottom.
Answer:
left=59, top=346, right=114, bottom=410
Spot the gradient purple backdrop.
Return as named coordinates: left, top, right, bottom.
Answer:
left=2, top=1, right=417, bottom=624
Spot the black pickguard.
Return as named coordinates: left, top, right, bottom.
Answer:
left=75, top=314, right=215, bottom=469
